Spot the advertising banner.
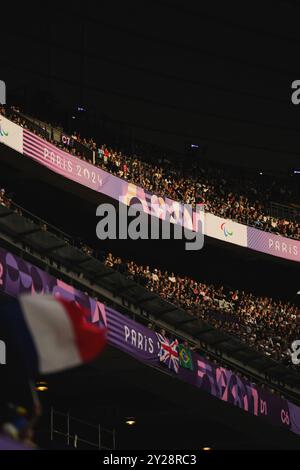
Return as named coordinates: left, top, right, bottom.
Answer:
left=104, top=305, right=293, bottom=432
left=205, top=213, right=247, bottom=247
left=0, top=246, right=298, bottom=435
left=0, top=115, right=23, bottom=153
left=22, top=129, right=203, bottom=232
left=1, top=117, right=298, bottom=261
left=247, top=226, right=300, bottom=263
left=0, top=247, right=105, bottom=326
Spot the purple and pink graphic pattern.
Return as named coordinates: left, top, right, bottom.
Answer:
left=0, top=246, right=298, bottom=435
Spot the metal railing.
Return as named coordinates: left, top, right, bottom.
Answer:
left=0, top=106, right=95, bottom=163
left=1, top=196, right=300, bottom=403
left=50, top=408, right=116, bottom=450
left=269, top=201, right=300, bottom=222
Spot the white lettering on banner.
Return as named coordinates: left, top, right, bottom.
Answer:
left=43, top=148, right=73, bottom=172
left=281, top=409, right=290, bottom=425
left=268, top=238, right=298, bottom=256
left=42, top=146, right=103, bottom=186
left=124, top=325, right=154, bottom=353
left=260, top=400, right=268, bottom=415
left=5, top=118, right=295, bottom=260
left=0, top=116, right=23, bottom=153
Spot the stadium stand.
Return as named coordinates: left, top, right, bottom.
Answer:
left=0, top=187, right=299, bottom=368
left=1, top=105, right=299, bottom=240
left=3, top=1, right=300, bottom=452
left=104, top=252, right=299, bottom=365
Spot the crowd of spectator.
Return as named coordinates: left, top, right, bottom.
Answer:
left=1, top=184, right=299, bottom=370
left=0, top=105, right=299, bottom=240
left=97, top=148, right=300, bottom=240
left=104, top=252, right=300, bottom=366
left=0, top=195, right=293, bottom=439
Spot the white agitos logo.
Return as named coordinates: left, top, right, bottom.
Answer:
left=0, top=81, right=6, bottom=105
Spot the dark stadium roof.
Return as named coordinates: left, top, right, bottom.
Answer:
left=3, top=0, right=300, bottom=172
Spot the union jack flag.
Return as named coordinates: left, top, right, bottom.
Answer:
left=156, top=333, right=179, bottom=373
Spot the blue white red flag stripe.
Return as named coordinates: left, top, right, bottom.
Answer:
left=1, top=294, right=107, bottom=376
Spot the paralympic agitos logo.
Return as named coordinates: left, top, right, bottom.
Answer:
left=0, top=119, right=8, bottom=137
left=221, top=222, right=233, bottom=237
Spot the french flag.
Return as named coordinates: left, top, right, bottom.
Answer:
left=0, top=294, right=107, bottom=376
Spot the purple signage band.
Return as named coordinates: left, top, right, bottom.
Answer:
left=0, top=246, right=299, bottom=435
left=20, top=126, right=300, bottom=262
left=247, top=226, right=300, bottom=263
left=22, top=129, right=201, bottom=232
left=23, top=129, right=127, bottom=200
left=0, top=119, right=296, bottom=261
